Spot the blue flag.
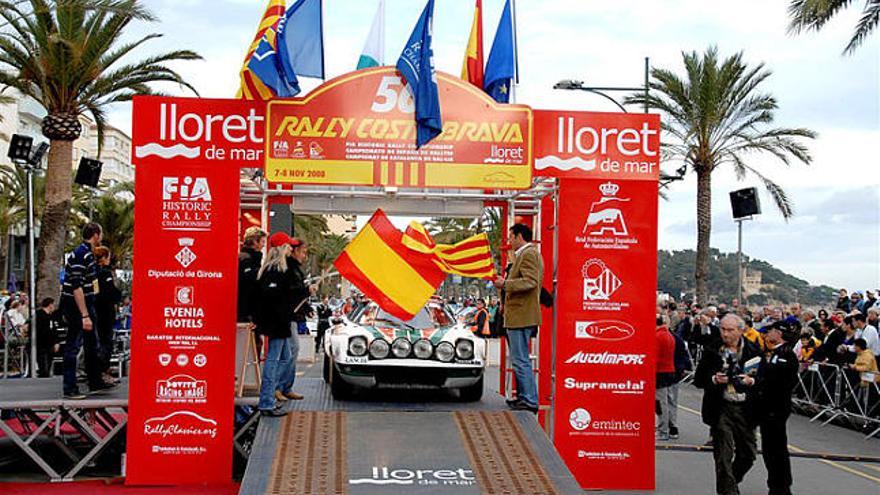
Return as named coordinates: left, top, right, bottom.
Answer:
left=278, top=0, right=325, bottom=80
left=484, top=0, right=515, bottom=103
left=396, top=0, right=442, bottom=148
left=247, top=32, right=301, bottom=97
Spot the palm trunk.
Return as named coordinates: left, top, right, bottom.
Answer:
left=0, top=229, right=9, bottom=289
left=36, top=139, right=73, bottom=303
left=694, top=169, right=712, bottom=304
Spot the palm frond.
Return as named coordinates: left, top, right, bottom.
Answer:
left=845, top=0, right=880, bottom=53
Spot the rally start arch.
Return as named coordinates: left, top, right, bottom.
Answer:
left=128, top=67, right=660, bottom=491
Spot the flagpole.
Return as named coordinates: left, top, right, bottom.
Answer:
left=320, top=0, right=326, bottom=79
left=510, top=0, right=519, bottom=103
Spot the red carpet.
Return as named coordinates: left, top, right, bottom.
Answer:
left=1, top=480, right=240, bottom=494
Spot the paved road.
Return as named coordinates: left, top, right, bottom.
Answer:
left=296, top=344, right=880, bottom=495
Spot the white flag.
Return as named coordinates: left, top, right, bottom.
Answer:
left=357, top=0, right=385, bottom=69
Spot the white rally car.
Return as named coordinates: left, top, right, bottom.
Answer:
left=322, top=300, right=487, bottom=401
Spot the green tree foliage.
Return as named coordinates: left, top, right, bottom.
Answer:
left=788, top=0, right=880, bottom=54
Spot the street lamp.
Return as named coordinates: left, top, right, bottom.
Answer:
left=7, top=134, right=48, bottom=378
left=554, top=57, right=651, bottom=113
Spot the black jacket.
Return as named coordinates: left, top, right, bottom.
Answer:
left=693, top=338, right=763, bottom=427
left=316, top=303, right=332, bottom=331
left=35, top=309, right=58, bottom=351
left=692, top=322, right=721, bottom=348
left=237, top=247, right=263, bottom=323
left=256, top=267, right=294, bottom=339
left=286, top=257, right=311, bottom=322
left=94, top=266, right=121, bottom=331
left=814, top=327, right=846, bottom=365
left=755, top=343, right=799, bottom=420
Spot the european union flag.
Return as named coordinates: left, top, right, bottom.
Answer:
left=484, top=0, right=515, bottom=103
left=396, top=0, right=442, bottom=148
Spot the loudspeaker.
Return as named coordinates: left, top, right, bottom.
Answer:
left=269, top=203, right=292, bottom=235
left=729, top=187, right=761, bottom=219
left=74, top=157, right=102, bottom=187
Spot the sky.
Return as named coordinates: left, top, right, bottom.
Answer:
left=107, top=0, right=879, bottom=291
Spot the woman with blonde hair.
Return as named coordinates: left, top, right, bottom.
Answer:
left=255, top=233, right=297, bottom=416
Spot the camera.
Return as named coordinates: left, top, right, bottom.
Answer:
left=724, top=353, right=750, bottom=393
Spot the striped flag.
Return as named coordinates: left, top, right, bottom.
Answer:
left=238, top=0, right=286, bottom=100
left=357, top=0, right=385, bottom=69
left=460, top=0, right=484, bottom=88
left=403, top=222, right=497, bottom=280
left=334, top=210, right=447, bottom=321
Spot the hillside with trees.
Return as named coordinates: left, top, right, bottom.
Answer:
left=658, top=249, right=837, bottom=306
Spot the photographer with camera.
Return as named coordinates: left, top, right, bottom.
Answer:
left=694, top=314, right=762, bottom=495
left=755, top=320, right=799, bottom=495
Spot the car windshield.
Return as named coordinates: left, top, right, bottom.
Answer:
left=352, top=303, right=455, bottom=330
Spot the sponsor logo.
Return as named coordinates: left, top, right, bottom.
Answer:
left=156, top=374, right=207, bottom=403
left=568, top=408, right=641, bottom=437
left=309, top=142, right=324, bottom=159
left=158, top=353, right=172, bottom=366
left=578, top=450, right=632, bottom=461
left=176, top=353, right=189, bottom=367
left=565, top=351, right=646, bottom=365
left=193, top=354, right=207, bottom=368
left=569, top=408, right=592, bottom=431
left=144, top=411, right=218, bottom=439
left=576, top=182, right=640, bottom=250
left=575, top=320, right=634, bottom=341
left=174, top=286, right=193, bottom=305
left=165, top=286, right=204, bottom=329
left=175, top=238, right=197, bottom=268
left=563, top=377, right=646, bottom=395
left=161, top=177, right=213, bottom=232
left=350, top=466, right=475, bottom=487
left=554, top=116, right=658, bottom=167
left=483, top=144, right=524, bottom=164
left=581, top=259, right=629, bottom=312
left=273, top=140, right=289, bottom=158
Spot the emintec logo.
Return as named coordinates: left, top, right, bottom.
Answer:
left=565, top=351, right=646, bottom=365
left=569, top=408, right=641, bottom=434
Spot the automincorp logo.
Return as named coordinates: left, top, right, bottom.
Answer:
left=575, top=320, right=635, bottom=341
left=350, top=466, right=475, bottom=487
left=565, top=351, right=645, bottom=365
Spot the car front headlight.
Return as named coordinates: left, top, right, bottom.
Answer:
left=455, top=339, right=474, bottom=360
left=413, top=339, right=433, bottom=359
left=435, top=342, right=455, bottom=362
left=391, top=338, right=412, bottom=358
left=348, top=336, right=368, bottom=357
left=369, top=339, right=390, bottom=359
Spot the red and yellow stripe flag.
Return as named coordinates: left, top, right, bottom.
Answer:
left=238, top=0, right=286, bottom=100
left=460, top=0, right=484, bottom=88
left=403, top=222, right=497, bottom=280
left=334, top=210, right=447, bottom=321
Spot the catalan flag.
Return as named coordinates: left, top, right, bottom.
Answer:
left=238, top=0, right=286, bottom=100
left=460, top=0, right=484, bottom=88
left=334, top=210, right=446, bottom=321
left=403, top=222, right=497, bottom=280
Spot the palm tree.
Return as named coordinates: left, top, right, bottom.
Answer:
left=788, top=0, right=880, bottom=54
left=0, top=0, right=201, bottom=301
left=626, top=47, right=816, bottom=303
left=425, top=217, right=478, bottom=244
left=71, top=181, right=134, bottom=268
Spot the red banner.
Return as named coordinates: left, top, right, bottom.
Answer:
left=127, top=97, right=242, bottom=485
left=552, top=178, right=658, bottom=490
left=533, top=110, right=659, bottom=180
left=266, top=67, right=533, bottom=189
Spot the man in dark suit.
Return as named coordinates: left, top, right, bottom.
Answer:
left=494, top=223, right=543, bottom=413
left=756, top=320, right=799, bottom=495
left=694, top=314, right=762, bottom=495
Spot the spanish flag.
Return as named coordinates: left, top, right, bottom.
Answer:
left=460, top=0, right=484, bottom=88
left=334, top=210, right=447, bottom=321
left=238, top=0, right=286, bottom=100
left=403, top=222, right=497, bottom=280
